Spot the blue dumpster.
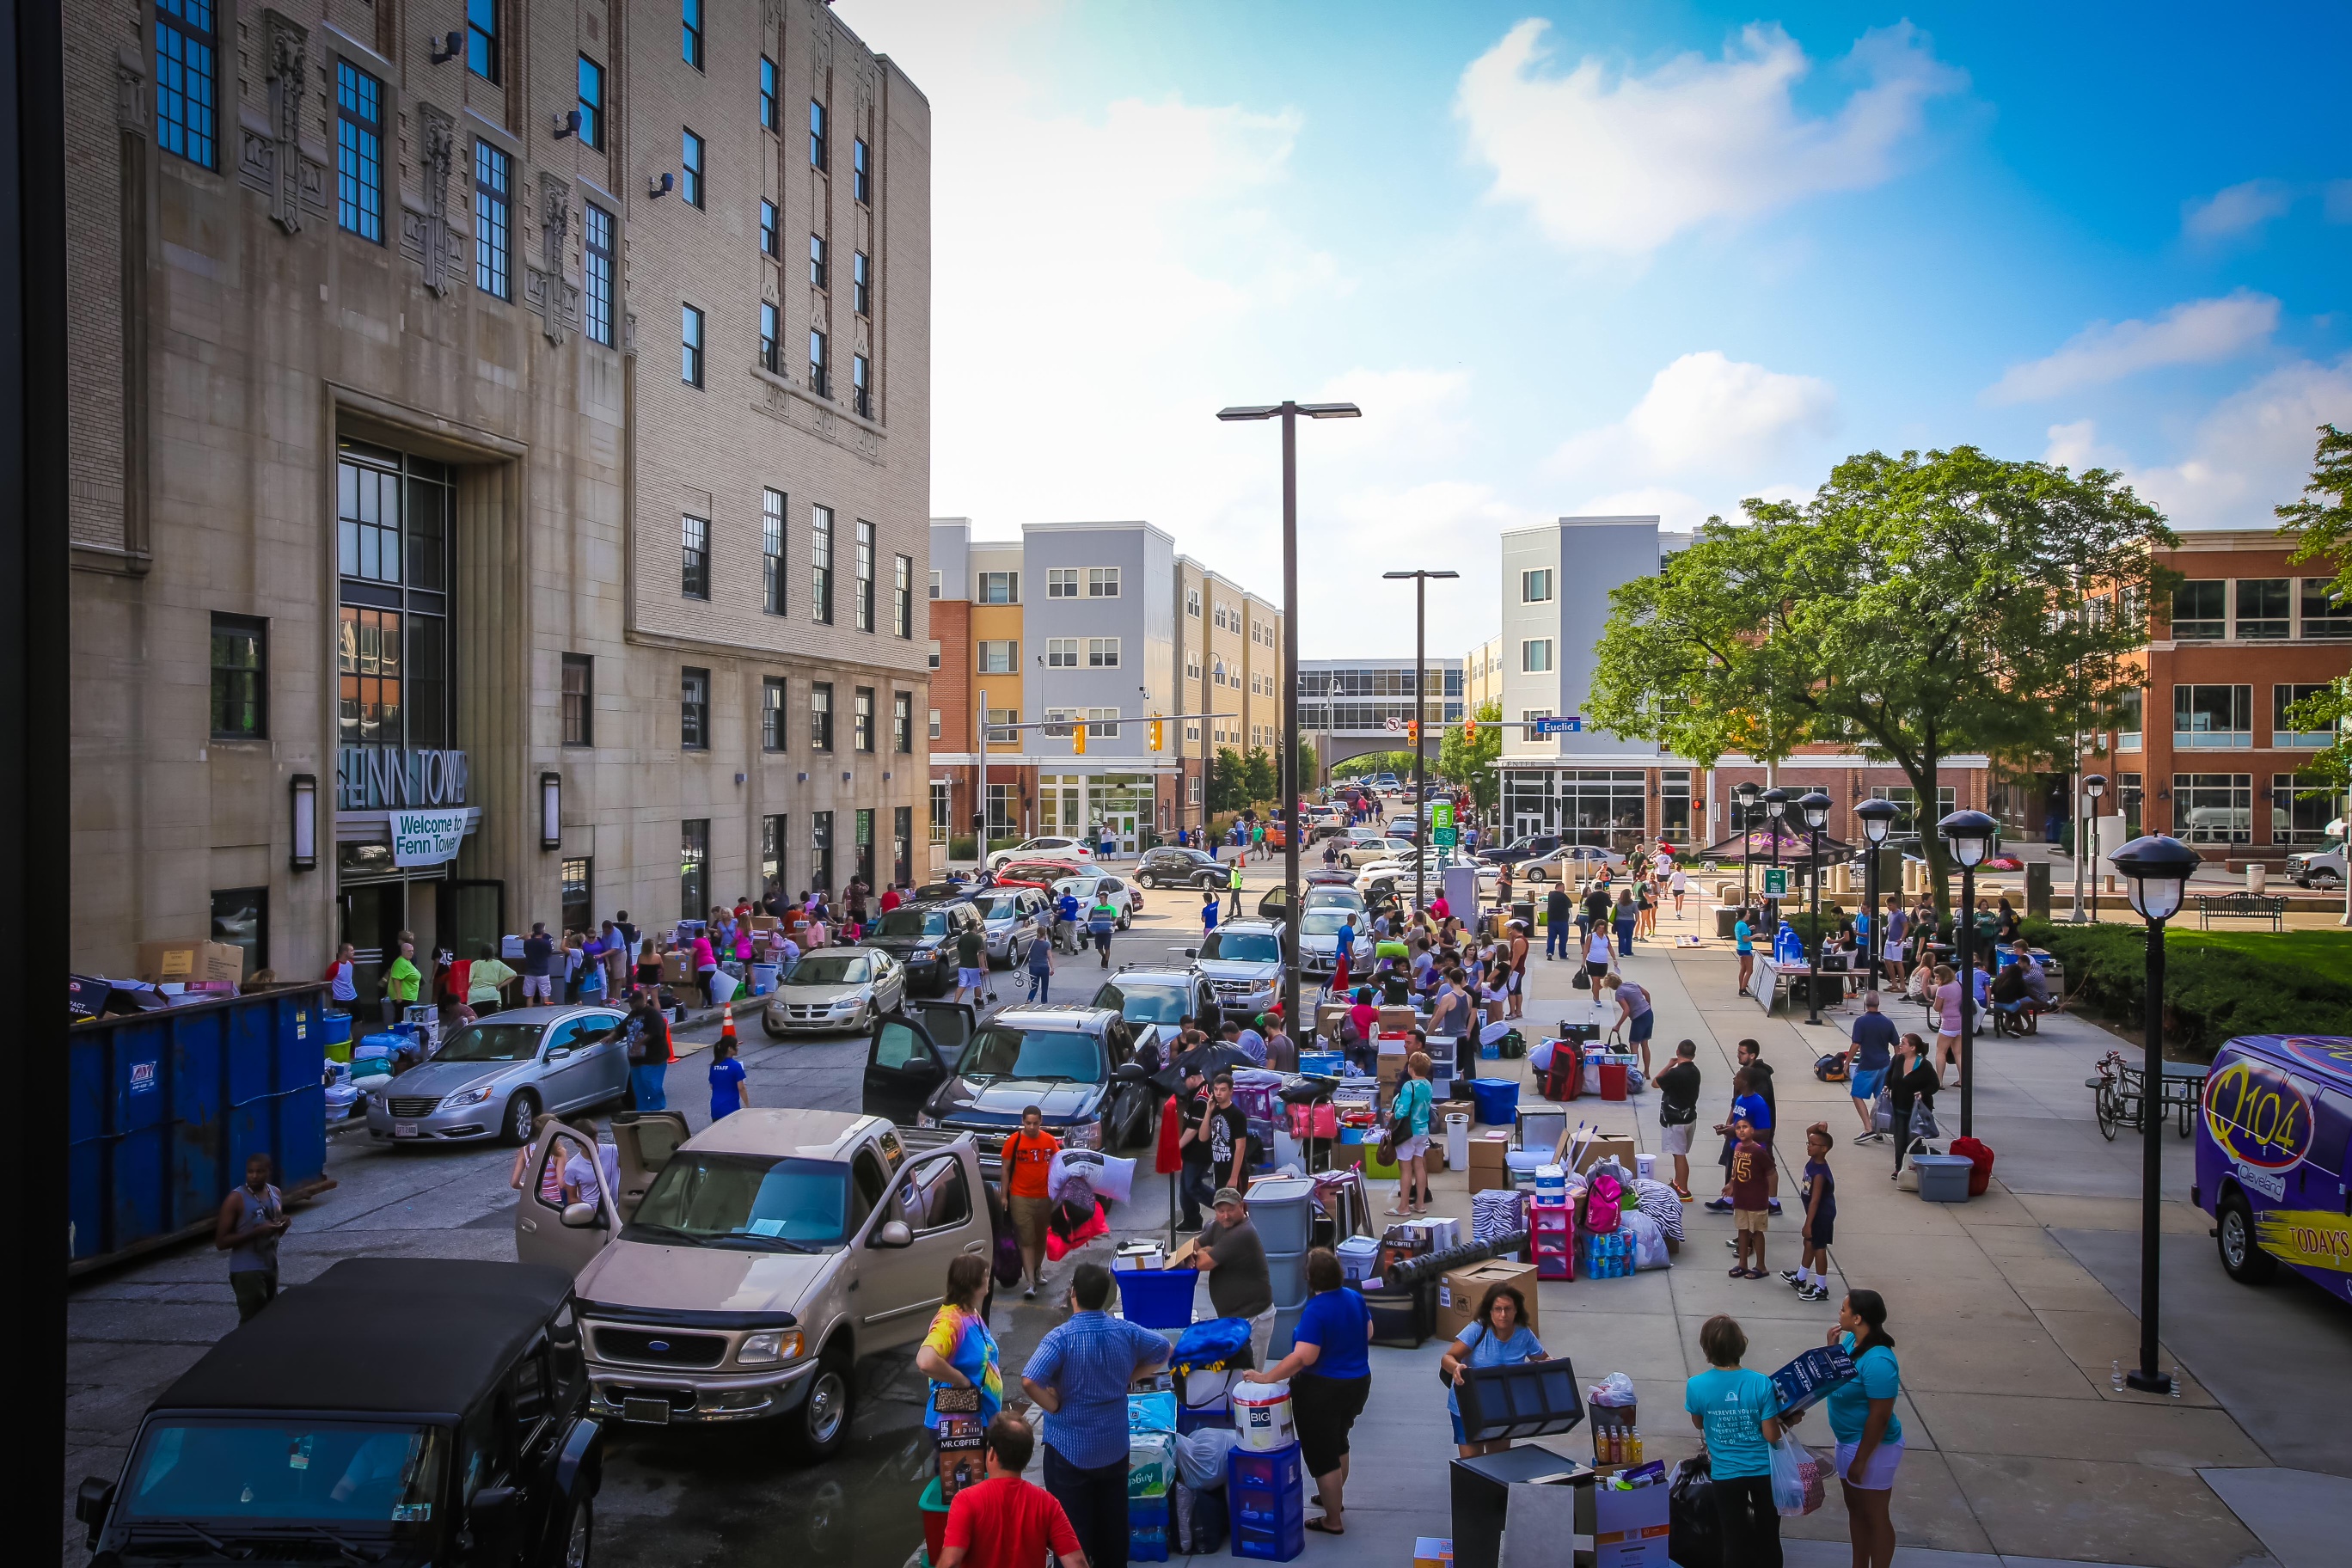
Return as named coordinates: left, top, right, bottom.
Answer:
left=68, top=984, right=336, bottom=1272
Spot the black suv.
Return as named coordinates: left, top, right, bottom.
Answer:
left=1090, top=964, right=1219, bottom=1059
left=865, top=897, right=989, bottom=995
left=862, top=1002, right=1157, bottom=1171
left=78, top=1258, right=602, bottom=1567
left=1479, top=832, right=1561, bottom=867
left=1135, top=846, right=1227, bottom=890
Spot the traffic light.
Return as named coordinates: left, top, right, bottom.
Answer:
left=1406, top=720, right=1419, bottom=746
left=1463, top=715, right=1479, bottom=743
left=1072, top=720, right=1087, bottom=755
left=1149, top=717, right=1165, bottom=751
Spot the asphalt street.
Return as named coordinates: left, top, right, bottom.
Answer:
left=61, top=853, right=1287, bottom=1567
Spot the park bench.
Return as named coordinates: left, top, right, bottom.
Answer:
left=2193, top=892, right=2288, bottom=933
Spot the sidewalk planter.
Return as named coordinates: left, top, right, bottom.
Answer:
left=1910, top=1153, right=1976, bottom=1204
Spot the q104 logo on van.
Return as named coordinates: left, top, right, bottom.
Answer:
left=2203, top=1056, right=2313, bottom=1173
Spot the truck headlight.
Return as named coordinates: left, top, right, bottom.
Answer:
left=736, top=1330, right=803, bottom=1366
left=442, top=1084, right=493, bottom=1109
left=914, top=1112, right=938, bottom=1129
left=1064, top=1118, right=1103, bottom=1150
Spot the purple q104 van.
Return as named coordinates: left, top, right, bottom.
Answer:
left=2193, top=1035, right=2352, bottom=1305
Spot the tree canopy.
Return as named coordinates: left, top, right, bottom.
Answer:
left=1589, top=445, right=2176, bottom=904
left=1437, top=701, right=1504, bottom=810
left=2276, top=425, right=2352, bottom=805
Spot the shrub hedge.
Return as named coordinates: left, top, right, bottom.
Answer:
left=2021, top=919, right=2352, bottom=1059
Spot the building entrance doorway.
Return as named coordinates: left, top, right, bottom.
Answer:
left=339, top=883, right=407, bottom=1010
left=438, top=879, right=505, bottom=971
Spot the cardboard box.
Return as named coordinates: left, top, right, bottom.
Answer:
left=1436, top=1259, right=1539, bottom=1340
left=935, top=1414, right=985, bottom=1500
left=1316, top=1001, right=1351, bottom=1040
left=750, top=914, right=780, bottom=932
left=1565, top=1133, right=1638, bottom=1176
left=661, top=951, right=692, bottom=985
left=1380, top=1005, right=1418, bottom=1032
left=1467, top=1131, right=1513, bottom=1195
left=136, top=940, right=245, bottom=987
left=1592, top=1480, right=1673, bottom=1568
left=1328, top=1142, right=1366, bottom=1170
left=1412, top=1539, right=1454, bottom=1568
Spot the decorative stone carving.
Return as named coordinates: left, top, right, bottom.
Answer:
left=399, top=104, right=460, bottom=295
left=237, top=12, right=328, bottom=230
left=115, top=49, right=147, bottom=136
left=523, top=173, right=581, bottom=344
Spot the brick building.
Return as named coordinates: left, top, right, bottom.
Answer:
left=68, top=0, right=931, bottom=998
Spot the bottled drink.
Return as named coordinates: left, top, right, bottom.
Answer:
left=1629, top=1426, right=1643, bottom=1465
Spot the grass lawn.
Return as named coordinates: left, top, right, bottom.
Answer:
left=2170, top=928, right=2352, bottom=965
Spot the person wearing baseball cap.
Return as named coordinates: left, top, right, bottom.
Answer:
left=1174, top=1185, right=1277, bottom=1370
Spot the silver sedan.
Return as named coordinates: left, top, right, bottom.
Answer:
left=364, top=1005, right=632, bottom=1147
left=761, top=946, right=906, bottom=1036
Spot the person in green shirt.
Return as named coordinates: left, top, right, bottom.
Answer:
left=467, top=943, right=518, bottom=1016
left=381, top=939, right=422, bottom=1029
left=1228, top=859, right=1246, bottom=916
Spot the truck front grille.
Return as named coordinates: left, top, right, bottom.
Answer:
left=387, top=1096, right=441, bottom=1118
left=594, top=1327, right=730, bottom=1368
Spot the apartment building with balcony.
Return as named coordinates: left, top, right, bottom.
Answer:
left=68, top=0, right=930, bottom=995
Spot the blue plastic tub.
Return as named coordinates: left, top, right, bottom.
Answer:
left=1118, top=1268, right=1201, bottom=1330
left=1297, top=1052, right=1344, bottom=1077
left=1468, top=1076, right=1521, bottom=1126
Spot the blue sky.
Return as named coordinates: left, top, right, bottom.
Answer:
left=836, top=1, right=2352, bottom=656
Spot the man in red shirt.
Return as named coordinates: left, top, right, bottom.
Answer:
left=940, top=1413, right=1088, bottom=1568
left=1000, top=1106, right=1063, bottom=1301
left=880, top=884, right=903, bottom=914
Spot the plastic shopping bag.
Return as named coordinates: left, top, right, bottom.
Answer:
left=1768, top=1431, right=1827, bottom=1517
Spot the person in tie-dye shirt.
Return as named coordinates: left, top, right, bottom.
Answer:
left=916, top=1254, right=1002, bottom=1428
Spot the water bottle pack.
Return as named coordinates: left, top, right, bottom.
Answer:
left=1581, top=1225, right=1636, bottom=1280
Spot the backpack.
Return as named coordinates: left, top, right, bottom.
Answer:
left=1585, top=1171, right=1623, bottom=1233
left=1544, top=1039, right=1583, bottom=1101
left=1170, top=1482, right=1228, bottom=1555
left=1813, top=1053, right=1849, bottom=1083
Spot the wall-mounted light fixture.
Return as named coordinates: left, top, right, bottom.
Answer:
left=552, top=108, right=582, bottom=140
left=289, top=773, right=318, bottom=871
left=540, top=771, right=561, bottom=850
left=428, top=30, right=462, bottom=64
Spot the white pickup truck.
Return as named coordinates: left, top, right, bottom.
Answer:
left=515, top=1108, right=993, bottom=1460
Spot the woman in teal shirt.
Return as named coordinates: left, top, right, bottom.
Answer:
left=1684, top=1314, right=1783, bottom=1567
left=1788, top=1289, right=1903, bottom=1568
left=1385, top=1050, right=1436, bottom=1217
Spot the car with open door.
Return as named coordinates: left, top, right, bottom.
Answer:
left=869, top=1003, right=1157, bottom=1167
left=514, top=1110, right=989, bottom=1461
left=77, top=1257, right=602, bottom=1567
left=861, top=999, right=980, bottom=1126
left=365, top=1004, right=632, bottom=1147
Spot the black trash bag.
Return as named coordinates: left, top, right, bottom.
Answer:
left=1668, top=1452, right=1721, bottom=1568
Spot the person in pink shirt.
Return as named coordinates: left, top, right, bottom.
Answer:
left=691, top=929, right=719, bottom=1008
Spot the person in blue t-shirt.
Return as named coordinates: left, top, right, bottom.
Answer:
left=1055, top=888, right=1081, bottom=952
left=1785, top=1289, right=1903, bottom=1568
left=707, top=1035, right=749, bottom=1124
left=1733, top=910, right=1756, bottom=991
left=1243, top=1248, right=1371, bottom=1535
left=1441, top=1283, right=1547, bottom=1458
left=1201, top=891, right=1220, bottom=934
left=1685, top=1314, right=1784, bottom=1565
left=1844, top=992, right=1902, bottom=1142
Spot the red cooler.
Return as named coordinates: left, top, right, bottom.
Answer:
left=1598, top=1061, right=1629, bottom=1101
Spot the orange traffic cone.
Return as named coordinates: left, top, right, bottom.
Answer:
left=720, top=1009, right=738, bottom=1049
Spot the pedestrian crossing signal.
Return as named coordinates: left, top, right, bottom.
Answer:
left=1149, top=718, right=1164, bottom=751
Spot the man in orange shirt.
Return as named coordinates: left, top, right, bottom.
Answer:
left=1001, top=1106, right=1063, bottom=1300
left=939, top=1413, right=1088, bottom=1568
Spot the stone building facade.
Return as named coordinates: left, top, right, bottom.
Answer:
left=68, top=0, right=929, bottom=1001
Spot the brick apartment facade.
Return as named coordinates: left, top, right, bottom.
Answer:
left=68, top=0, right=931, bottom=998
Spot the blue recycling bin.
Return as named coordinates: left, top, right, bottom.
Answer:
left=1468, top=1077, right=1521, bottom=1127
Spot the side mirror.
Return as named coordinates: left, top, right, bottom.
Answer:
left=546, top=1047, right=573, bottom=1062
left=560, top=1201, right=601, bottom=1228
left=872, top=1219, right=914, bottom=1248
left=1112, top=1063, right=1147, bottom=1082
left=469, top=1485, right=520, bottom=1543
left=76, top=1478, right=115, bottom=1544
left=1183, top=948, right=1198, bottom=959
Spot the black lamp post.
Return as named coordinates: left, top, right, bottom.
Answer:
left=1937, top=809, right=1998, bottom=1136
left=1735, top=781, right=1761, bottom=910
left=2109, top=832, right=2198, bottom=1395
left=2083, top=774, right=2110, bottom=925
left=1857, top=798, right=1901, bottom=991
left=1798, top=790, right=1833, bottom=1025
left=1762, top=787, right=1789, bottom=920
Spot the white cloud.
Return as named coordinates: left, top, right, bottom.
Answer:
left=1554, top=352, right=1838, bottom=477
left=1455, top=20, right=1964, bottom=258
left=2123, top=357, right=2352, bottom=529
left=2041, top=420, right=2128, bottom=473
left=2182, top=179, right=2294, bottom=241
left=1985, top=291, right=2280, bottom=404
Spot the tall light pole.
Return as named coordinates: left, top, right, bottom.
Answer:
left=1736, top=781, right=1761, bottom=910
left=1384, top=569, right=1459, bottom=924
left=1798, top=791, right=1832, bottom=1026
left=1219, top=398, right=1361, bottom=1039
left=1938, top=809, right=1998, bottom=1136
left=1763, top=787, right=1790, bottom=920
left=2109, top=833, right=2197, bottom=1394
left=1858, top=798, right=1901, bottom=990
left=2083, top=774, right=2109, bottom=924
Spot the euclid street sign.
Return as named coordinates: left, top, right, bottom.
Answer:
left=1531, top=716, right=1583, bottom=736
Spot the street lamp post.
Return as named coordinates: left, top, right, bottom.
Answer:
left=1763, top=787, right=1789, bottom=921
left=2109, top=833, right=2197, bottom=1395
left=1219, top=398, right=1361, bottom=1039
left=1937, top=810, right=1999, bottom=1137
left=1382, top=569, right=1459, bottom=925
left=1857, top=799, right=1901, bottom=992
left=1736, top=781, right=1761, bottom=911
left=1798, top=791, right=1832, bottom=1026
left=2083, top=774, right=2110, bottom=924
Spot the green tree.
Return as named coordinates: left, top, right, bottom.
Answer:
left=1209, top=747, right=1249, bottom=815
left=1437, top=701, right=1504, bottom=810
left=1332, top=750, right=1419, bottom=781
left=1244, top=746, right=1278, bottom=802
left=2279, top=422, right=2352, bottom=600
left=1293, top=736, right=1320, bottom=796
left=1589, top=446, right=2175, bottom=909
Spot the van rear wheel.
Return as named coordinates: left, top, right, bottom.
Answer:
left=2217, top=1192, right=2277, bottom=1284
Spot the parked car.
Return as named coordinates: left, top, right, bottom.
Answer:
left=78, top=1258, right=602, bottom=1566
left=986, top=836, right=1096, bottom=872
left=1136, top=845, right=1227, bottom=890
left=2286, top=845, right=2345, bottom=891
left=1515, top=843, right=1629, bottom=883
left=1479, top=833, right=1562, bottom=867
left=1089, top=965, right=1219, bottom=1063
left=1339, top=836, right=1420, bottom=868
left=1296, top=893, right=1369, bottom=977
left=761, top=946, right=905, bottom=1037
left=994, top=858, right=1086, bottom=888
left=866, top=899, right=988, bottom=996
left=967, top=886, right=1050, bottom=967
left=2193, top=1033, right=2352, bottom=1306
left=1191, top=918, right=1286, bottom=1020
left=515, top=1109, right=990, bottom=1459
left=870, top=1002, right=1160, bottom=1159
left=1052, top=871, right=1143, bottom=928
left=366, top=1004, right=630, bottom=1148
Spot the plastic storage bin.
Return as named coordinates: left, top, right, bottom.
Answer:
left=1118, top=1268, right=1202, bottom=1330
left=1468, top=1078, right=1521, bottom=1126
left=1336, top=1234, right=1381, bottom=1281
left=1454, top=1357, right=1586, bottom=1444
left=1911, top=1153, right=1975, bottom=1204
left=1244, top=1177, right=1317, bottom=1253
left=1297, top=1051, right=1344, bottom=1077
left=1228, top=1443, right=1307, bottom=1562
left=1129, top=1492, right=1171, bottom=1563
left=919, top=1478, right=952, bottom=1565
left=321, top=1011, right=355, bottom=1061
left=1265, top=1249, right=1308, bottom=1311
left=1597, top=1061, right=1629, bottom=1100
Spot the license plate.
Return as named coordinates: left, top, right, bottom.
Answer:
left=622, top=1398, right=673, bottom=1426
left=393, top=1120, right=420, bottom=1138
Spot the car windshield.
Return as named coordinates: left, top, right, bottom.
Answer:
left=1098, top=983, right=1189, bottom=1024
left=1300, top=910, right=1354, bottom=936
left=979, top=895, right=1024, bottom=918
left=432, top=1023, right=544, bottom=1063
left=122, top=1418, right=444, bottom=1532
left=961, top=1026, right=1105, bottom=1082
left=1201, top=931, right=1282, bottom=963
left=877, top=908, right=949, bottom=938
left=791, top=954, right=871, bottom=985
left=625, top=1153, right=848, bottom=1249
